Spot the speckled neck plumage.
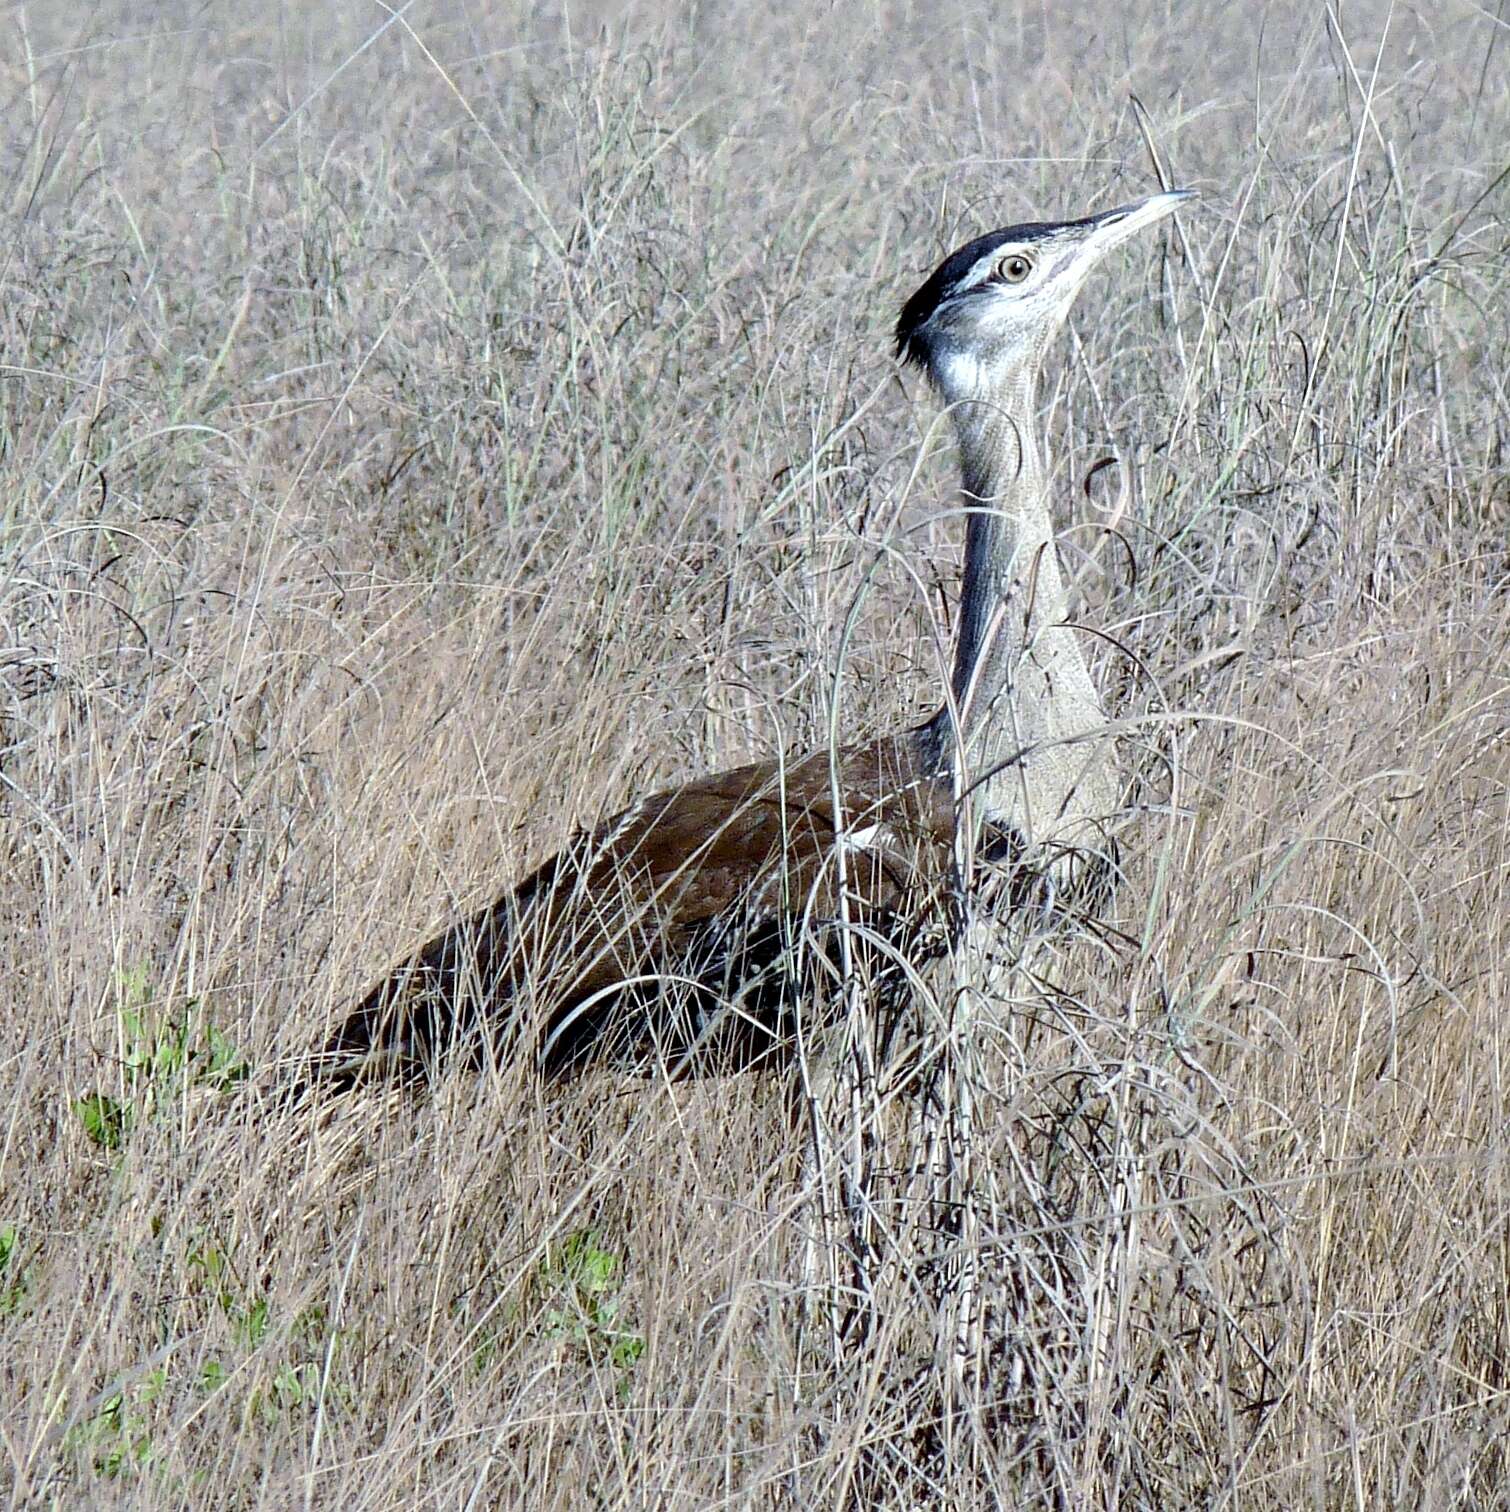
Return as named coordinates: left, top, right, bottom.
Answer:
left=922, top=360, right=1119, bottom=869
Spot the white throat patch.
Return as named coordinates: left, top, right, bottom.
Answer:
left=936, top=347, right=984, bottom=402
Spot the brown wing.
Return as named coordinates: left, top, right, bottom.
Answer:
left=313, top=733, right=957, bottom=1085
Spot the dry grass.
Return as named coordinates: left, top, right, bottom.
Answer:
left=2, top=1, right=1508, bottom=1505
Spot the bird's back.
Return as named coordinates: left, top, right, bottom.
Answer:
left=313, top=733, right=960, bottom=1085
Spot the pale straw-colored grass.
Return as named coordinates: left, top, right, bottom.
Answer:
left=2, top=2, right=1506, bottom=1504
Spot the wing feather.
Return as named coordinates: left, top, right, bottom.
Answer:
left=313, top=734, right=955, bottom=1083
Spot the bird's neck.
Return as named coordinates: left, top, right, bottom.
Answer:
left=921, top=368, right=1118, bottom=860
left=949, top=373, right=1061, bottom=719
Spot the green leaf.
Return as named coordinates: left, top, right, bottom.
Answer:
left=74, top=1093, right=131, bottom=1149
left=235, top=1297, right=270, bottom=1348
left=271, top=1362, right=307, bottom=1407
left=117, top=963, right=151, bottom=1010
left=611, top=1332, right=645, bottom=1370
left=200, top=1025, right=249, bottom=1089
left=153, top=1019, right=191, bottom=1082
left=0, top=1225, right=23, bottom=1315
left=120, top=1008, right=151, bottom=1076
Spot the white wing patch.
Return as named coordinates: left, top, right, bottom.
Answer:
left=842, top=822, right=890, bottom=854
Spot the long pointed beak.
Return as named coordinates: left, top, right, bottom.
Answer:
left=1084, top=187, right=1197, bottom=255
left=1053, top=188, right=1195, bottom=308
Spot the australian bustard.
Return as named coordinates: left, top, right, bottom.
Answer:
left=309, top=189, right=1194, bottom=1089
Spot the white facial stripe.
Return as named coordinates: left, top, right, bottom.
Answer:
left=960, top=258, right=999, bottom=291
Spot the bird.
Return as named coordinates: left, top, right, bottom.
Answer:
left=308, top=189, right=1194, bottom=1091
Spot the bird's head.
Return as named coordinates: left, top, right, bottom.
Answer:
left=895, top=189, right=1194, bottom=405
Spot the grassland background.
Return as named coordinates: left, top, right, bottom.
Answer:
left=2, top=0, right=1507, bottom=1505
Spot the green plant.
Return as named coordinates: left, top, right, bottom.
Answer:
left=72, top=1093, right=131, bottom=1150
left=72, top=971, right=249, bottom=1148
left=186, top=1234, right=344, bottom=1421
left=63, top=1369, right=166, bottom=1479
left=0, top=1225, right=30, bottom=1314
left=539, top=1230, right=645, bottom=1374
left=66, top=1263, right=346, bottom=1484
left=186, top=1234, right=270, bottom=1349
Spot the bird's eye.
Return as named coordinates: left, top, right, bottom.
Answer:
left=995, top=253, right=1033, bottom=284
